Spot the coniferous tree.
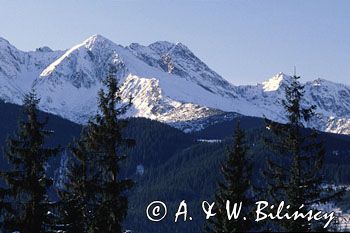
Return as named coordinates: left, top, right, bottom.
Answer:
left=263, top=75, right=344, bottom=231
left=0, top=91, right=59, bottom=233
left=60, top=72, right=135, bottom=233
left=56, top=143, right=89, bottom=233
left=206, top=122, right=255, bottom=232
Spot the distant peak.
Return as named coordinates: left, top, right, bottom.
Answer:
left=129, top=42, right=141, bottom=48
left=262, top=72, right=292, bottom=92
left=85, top=34, right=107, bottom=41
left=150, top=40, right=175, bottom=47
left=148, top=41, right=175, bottom=53
left=36, top=46, right=53, bottom=52
left=149, top=41, right=192, bottom=56
left=174, top=42, right=189, bottom=50
left=308, top=77, right=348, bottom=88
left=311, top=78, right=326, bottom=85
left=83, top=34, right=115, bottom=48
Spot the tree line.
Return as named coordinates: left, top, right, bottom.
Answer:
left=0, top=73, right=346, bottom=232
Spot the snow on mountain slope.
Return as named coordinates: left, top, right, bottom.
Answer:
left=0, top=35, right=350, bottom=135
left=33, top=35, right=257, bottom=126
left=0, top=37, right=64, bottom=103
left=128, top=41, right=237, bottom=99
left=236, top=72, right=350, bottom=134
left=119, top=75, right=220, bottom=132
left=304, top=79, right=350, bottom=134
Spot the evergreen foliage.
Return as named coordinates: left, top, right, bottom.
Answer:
left=263, top=75, right=344, bottom=231
left=59, top=73, right=135, bottom=233
left=0, top=92, right=59, bottom=233
left=206, top=122, right=255, bottom=232
left=0, top=89, right=349, bottom=232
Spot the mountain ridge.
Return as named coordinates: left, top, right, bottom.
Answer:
left=0, top=35, right=350, bottom=135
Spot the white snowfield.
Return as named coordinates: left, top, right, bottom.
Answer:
left=0, top=35, right=350, bottom=135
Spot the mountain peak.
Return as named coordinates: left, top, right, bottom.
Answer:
left=307, top=77, right=350, bottom=90
left=35, top=46, right=53, bottom=52
left=83, top=34, right=116, bottom=49
left=262, top=72, right=292, bottom=92
left=148, top=41, right=192, bottom=55
left=148, top=41, right=176, bottom=54
left=39, top=34, right=123, bottom=82
left=84, top=34, right=107, bottom=42
left=174, top=42, right=189, bottom=50
left=1, top=36, right=350, bottom=136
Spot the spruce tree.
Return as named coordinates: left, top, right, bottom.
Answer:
left=263, top=75, right=344, bottom=231
left=56, top=143, right=89, bottom=233
left=206, top=122, right=255, bottom=232
left=60, top=72, right=134, bottom=233
left=0, top=91, right=59, bottom=233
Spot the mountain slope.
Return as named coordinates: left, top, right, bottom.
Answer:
left=0, top=37, right=64, bottom=103
left=236, top=73, right=350, bottom=134
left=0, top=35, right=350, bottom=135
left=33, top=35, right=253, bottom=126
left=127, top=41, right=237, bottom=98
left=1, top=99, right=349, bottom=233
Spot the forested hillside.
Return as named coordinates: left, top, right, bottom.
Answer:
left=0, top=100, right=349, bottom=232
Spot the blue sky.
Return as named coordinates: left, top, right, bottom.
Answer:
left=0, top=0, right=349, bottom=85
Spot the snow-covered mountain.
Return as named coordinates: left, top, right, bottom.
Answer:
left=236, top=73, right=350, bottom=134
left=0, top=35, right=350, bottom=135
left=0, top=37, right=64, bottom=103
